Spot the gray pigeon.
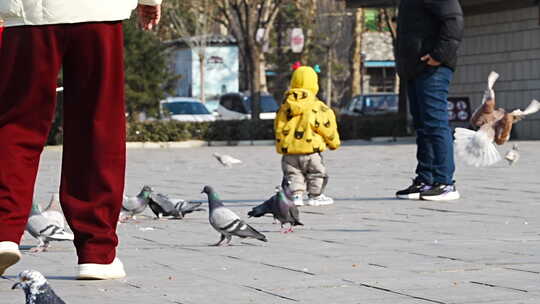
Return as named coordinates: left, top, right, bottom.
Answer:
left=202, top=186, right=267, bottom=246
left=26, top=201, right=74, bottom=253
left=504, top=144, right=520, bottom=166
left=120, top=185, right=152, bottom=221
left=213, top=152, right=242, bottom=167
left=12, top=270, right=66, bottom=304
left=248, top=187, right=303, bottom=233
left=148, top=192, right=183, bottom=219
left=147, top=192, right=204, bottom=219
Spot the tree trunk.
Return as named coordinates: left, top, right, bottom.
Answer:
left=350, top=8, right=364, bottom=98
left=199, top=52, right=206, bottom=103
left=326, top=48, right=333, bottom=106
left=300, top=0, right=317, bottom=63
left=259, top=51, right=268, bottom=92
left=250, top=45, right=262, bottom=120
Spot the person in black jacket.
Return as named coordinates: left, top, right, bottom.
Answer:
left=395, top=0, right=464, bottom=201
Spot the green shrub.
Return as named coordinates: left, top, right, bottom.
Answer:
left=127, top=120, right=274, bottom=142
left=338, top=114, right=408, bottom=140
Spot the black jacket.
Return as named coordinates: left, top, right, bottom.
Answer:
left=396, top=0, right=464, bottom=79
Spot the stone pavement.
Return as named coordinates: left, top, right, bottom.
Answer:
left=1, top=141, right=539, bottom=304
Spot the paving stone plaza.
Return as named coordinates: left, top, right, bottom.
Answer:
left=1, top=141, right=539, bottom=304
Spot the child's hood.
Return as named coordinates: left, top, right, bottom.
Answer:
left=285, top=66, right=319, bottom=116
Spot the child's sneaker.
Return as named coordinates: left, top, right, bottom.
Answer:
left=306, top=194, right=334, bottom=206
left=0, top=241, right=21, bottom=276
left=77, top=257, right=126, bottom=280
left=293, top=194, right=304, bottom=206
left=420, top=183, right=460, bottom=201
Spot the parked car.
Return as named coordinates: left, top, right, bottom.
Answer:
left=216, top=92, right=279, bottom=120
left=204, top=99, right=220, bottom=113
left=341, top=94, right=398, bottom=116
left=160, top=97, right=216, bottom=122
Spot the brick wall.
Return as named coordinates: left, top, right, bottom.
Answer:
left=451, top=6, right=540, bottom=139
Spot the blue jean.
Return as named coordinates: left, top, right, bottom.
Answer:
left=407, top=66, right=455, bottom=185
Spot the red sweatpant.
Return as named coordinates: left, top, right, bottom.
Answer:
left=0, top=22, right=126, bottom=264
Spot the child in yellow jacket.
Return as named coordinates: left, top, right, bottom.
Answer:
left=275, top=66, right=340, bottom=206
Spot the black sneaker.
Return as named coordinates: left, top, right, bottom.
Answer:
left=396, top=179, right=432, bottom=200
left=420, top=183, right=460, bottom=201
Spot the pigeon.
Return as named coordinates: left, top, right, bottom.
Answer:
left=120, top=185, right=152, bottom=221
left=213, top=152, right=242, bottom=167
left=26, top=200, right=74, bottom=253
left=248, top=179, right=303, bottom=233
left=504, top=144, right=520, bottom=166
left=147, top=192, right=203, bottom=219
left=202, top=185, right=267, bottom=246
left=148, top=192, right=183, bottom=219
left=12, top=270, right=66, bottom=304
left=454, top=71, right=540, bottom=167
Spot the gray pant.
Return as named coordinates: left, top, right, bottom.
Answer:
left=281, top=153, right=328, bottom=196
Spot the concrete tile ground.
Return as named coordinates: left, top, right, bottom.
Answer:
left=1, top=141, right=539, bottom=304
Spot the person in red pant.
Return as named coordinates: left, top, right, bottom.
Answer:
left=0, top=1, right=162, bottom=280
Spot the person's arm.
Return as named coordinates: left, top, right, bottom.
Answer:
left=423, top=0, right=464, bottom=66
left=313, top=104, right=340, bottom=150
left=137, top=0, right=163, bottom=30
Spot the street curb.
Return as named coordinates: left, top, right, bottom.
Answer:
left=44, top=138, right=417, bottom=150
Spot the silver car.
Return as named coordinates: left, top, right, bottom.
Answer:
left=160, top=97, right=216, bottom=122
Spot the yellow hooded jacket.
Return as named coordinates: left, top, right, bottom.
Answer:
left=275, top=66, right=341, bottom=155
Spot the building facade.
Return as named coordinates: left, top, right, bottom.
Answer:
left=346, top=0, right=540, bottom=139
left=168, top=36, right=239, bottom=101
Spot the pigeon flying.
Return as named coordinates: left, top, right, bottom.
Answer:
left=454, top=71, right=540, bottom=166
left=26, top=201, right=74, bottom=253
left=213, top=152, right=242, bottom=167
left=12, top=270, right=66, bottom=304
left=202, top=185, right=267, bottom=246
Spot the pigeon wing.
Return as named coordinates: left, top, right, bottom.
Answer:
left=454, top=127, right=501, bottom=167
left=42, top=211, right=65, bottom=229
left=149, top=193, right=180, bottom=216
left=27, top=215, right=74, bottom=241
left=225, top=219, right=267, bottom=242
left=122, top=196, right=147, bottom=214
left=176, top=201, right=204, bottom=216
left=210, top=207, right=240, bottom=232
left=222, top=155, right=242, bottom=165
left=247, top=198, right=273, bottom=218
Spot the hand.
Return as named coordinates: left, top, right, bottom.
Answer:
left=420, top=54, right=441, bottom=67
left=137, top=4, right=161, bottom=31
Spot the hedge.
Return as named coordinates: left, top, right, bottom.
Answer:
left=338, top=114, right=408, bottom=140
left=46, top=115, right=407, bottom=145
left=127, top=119, right=275, bottom=142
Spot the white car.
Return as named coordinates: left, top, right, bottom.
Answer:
left=160, top=97, right=216, bottom=122
left=216, top=93, right=279, bottom=120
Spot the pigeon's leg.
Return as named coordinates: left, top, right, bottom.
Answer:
left=280, top=223, right=288, bottom=234
left=212, top=234, right=227, bottom=246
left=30, top=239, right=48, bottom=253
left=287, top=224, right=294, bottom=233
left=225, top=235, right=233, bottom=245
left=155, top=213, right=163, bottom=220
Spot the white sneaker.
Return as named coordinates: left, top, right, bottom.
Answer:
left=0, top=241, right=21, bottom=276
left=77, top=257, right=126, bottom=280
left=293, top=194, right=304, bottom=206
left=307, top=194, right=334, bottom=206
